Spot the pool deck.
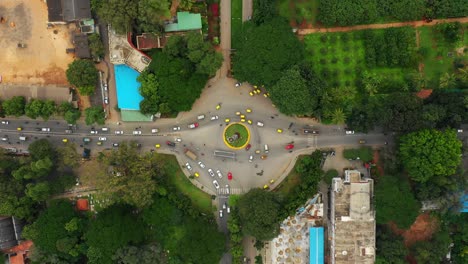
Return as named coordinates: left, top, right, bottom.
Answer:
left=108, top=25, right=151, bottom=73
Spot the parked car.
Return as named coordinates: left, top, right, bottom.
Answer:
left=227, top=172, right=233, bottom=180
left=303, top=129, right=319, bottom=134
left=101, top=127, right=109, bottom=132
left=359, top=139, right=366, bottom=144
left=216, top=170, right=223, bottom=178
left=210, top=115, right=219, bottom=121
left=346, top=130, right=355, bottom=135
left=42, top=128, right=51, bottom=132
left=285, top=144, right=294, bottom=150
left=188, top=122, right=199, bottom=129
left=225, top=185, right=230, bottom=195
left=197, top=114, right=205, bottom=120
left=173, top=126, right=181, bottom=131
left=277, top=128, right=283, bottom=133
left=112, top=143, right=119, bottom=147
left=208, top=168, right=215, bottom=177
left=198, top=161, right=206, bottom=168
left=151, top=128, right=159, bottom=133
left=216, top=104, right=221, bottom=110
left=235, top=82, right=242, bottom=87
left=213, top=180, right=220, bottom=189
left=98, top=137, right=107, bottom=141
left=185, top=162, right=193, bottom=171
left=219, top=210, right=223, bottom=218
left=166, top=141, right=176, bottom=147
left=133, top=130, right=142, bottom=135
left=1, top=136, right=8, bottom=141
left=115, top=130, right=123, bottom=135
left=90, top=130, right=98, bottom=134
left=175, top=138, right=182, bottom=142
left=1, top=121, right=9, bottom=124
left=104, top=97, right=109, bottom=104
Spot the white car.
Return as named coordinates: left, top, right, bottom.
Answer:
left=151, top=128, right=159, bottom=133
left=235, top=82, right=242, bottom=87
left=345, top=130, right=355, bottom=135
left=222, top=203, right=226, bottom=209
left=210, top=115, right=219, bottom=121
left=249, top=155, right=253, bottom=163
left=104, top=83, right=108, bottom=91
left=208, top=169, right=215, bottom=177
left=104, top=98, right=109, bottom=104
left=227, top=207, right=231, bottom=213
left=1, top=136, right=8, bottom=141
left=213, top=180, right=220, bottom=189
left=90, top=130, right=98, bottom=134
left=256, top=121, right=264, bottom=127
left=225, top=185, right=230, bottom=195
left=198, top=161, right=205, bottom=169
left=98, top=137, right=107, bottom=141
left=115, top=130, right=123, bottom=135
left=457, top=129, right=463, bottom=133
left=219, top=210, right=223, bottom=218
left=133, top=130, right=142, bottom=135
left=173, top=126, right=181, bottom=131
left=42, top=128, right=51, bottom=132
left=1, top=121, right=9, bottom=125
left=175, top=138, right=182, bottom=142
left=216, top=170, right=223, bottom=178
left=101, top=127, right=109, bottom=132
left=185, top=162, right=193, bottom=171
left=197, top=114, right=205, bottom=120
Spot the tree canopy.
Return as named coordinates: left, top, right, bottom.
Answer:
left=237, top=189, right=283, bottom=240
left=85, top=106, right=105, bottom=125
left=2, top=96, right=25, bottom=117
left=232, top=17, right=304, bottom=87
left=66, top=60, right=98, bottom=94
left=375, top=225, right=408, bottom=264
left=399, top=129, right=462, bottom=183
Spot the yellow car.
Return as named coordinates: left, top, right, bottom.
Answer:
left=253, top=89, right=258, bottom=95
left=253, top=85, right=258, bottom=88
left=194, top=172, right=200, bottom=178
left=235, top=111, right=241, bottom=116
left=255, top=149, right=261, bottom=154
left=263, top=93, right=270, bottom=98
left=216, top=104, right=221, bottom=110
left=225, top=118, right=230, bottom=123
left=240, top=119, right=246, bottom=123
left=277, top=128, right=283, bottom=133
left=272, top=104, right=276, bottom=108
left=97, top=141, right=103, bottom=146
left=240, top=114, right=245, bottom=119
left=62, top=138, right=68, bottom=143
left=263, top=184, right=269, bottom=189
left=17, top=127, right=22, bottom=131
left=270, top=179, right=275, bottom=184
left=247, top=119, right=252, bottom=125
left=249, top=91, right=254, bottom=96
left=246, top=108, right=252, bottom=113
left=255, top=89, right=261, bottom=94
left=155, top=144, right=161, bottom=148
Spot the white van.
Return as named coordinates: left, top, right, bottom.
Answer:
left=197, top=114, right=205, bottom=120
left=19, top=136, right=27, bottom=141
left=264, top=144, right=269, bottom=153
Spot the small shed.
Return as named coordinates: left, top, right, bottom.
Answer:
left=76, top=199, right=89, bottom=211
left=73, top=33, right=90, bottom=58
left=165, top=12, right=202, bottom=32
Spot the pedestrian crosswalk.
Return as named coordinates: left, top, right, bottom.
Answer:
left=218, top=187, right=243, bottom=195
left=307, top=136, right=317, bottom=148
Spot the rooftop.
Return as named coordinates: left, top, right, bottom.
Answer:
left=76, top=199, right=89, bottom=211
left=165, top=12, right=202, bottom=32
left=0, top=84, right=72, bottom=104
left=136, top=33, right=167, bottom=50
left=73, top=33, right=90, bottom=58
left=47, top=0, right=91, bottom=23
left=0, top=217, right=23, bottom=251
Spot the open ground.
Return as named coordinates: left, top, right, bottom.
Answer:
left=0, top=0, right=74, bottom=85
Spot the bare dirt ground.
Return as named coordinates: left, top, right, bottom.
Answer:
left=0, top=0, right=75, bottom=85
left=390, top=212, right=439, bottom=247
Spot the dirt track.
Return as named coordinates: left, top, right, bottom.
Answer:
left=298, top=17, right=468, bottom=35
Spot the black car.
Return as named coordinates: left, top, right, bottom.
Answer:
left=166, top=141, right=176, bottom=147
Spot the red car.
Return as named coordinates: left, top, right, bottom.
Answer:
left=166, top=141, right=176, bottom=147
left=245, top=144, right=251, bottom=151
left=188, top=122, right=199, bottom=129
left=285, top=144, right=294, bottom=150
left=227, top=172, right=233, bottom=180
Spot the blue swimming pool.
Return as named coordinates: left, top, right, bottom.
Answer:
left=114, top=64, right=143, bottom=110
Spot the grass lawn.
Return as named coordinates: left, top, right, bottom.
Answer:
left=274, top=155, right=307, bottom=196
left=224, top=123, right=249, bottom=148
left=278, top=0, right=319, bottom=27
left=231, top=0, right=242, bottom=49
left=158, top=154, right=213, bottom=213
left=419, top=25, right=468, bottom=89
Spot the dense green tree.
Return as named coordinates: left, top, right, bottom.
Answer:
left=66, top=60, right=98, bottom=92
left=237, top=189, right=283, bottom=240
left=269, top=66, right=314, bottom=115
left=138, top=71, right=160, bottom=115
left=252, top=0, right=277, bottom=25
left=232, top=18, right=303, bottom=87
left=412, top=228, right=452, bottom=264
left=84, top=106, right=105, bottom=125
left=41, top=100, right=56, bottom=120
left=25, top=182, right=51, bottom=202
left=375, top=225, right=408, bottom=264
left=399, top=129, right=462, bottom=183
left=94, top=0, right=139, bottom=34
left=185, top=32, right=223, bottom=76
left=439, top=72, right=457, bottom=89
left=137, top=0, right=170, bottom=32
left=58, top=102, right=81, bottom=124
left=436, top=22, right=462, bottom=44
left=424, top=91, right=468, bottom=129
left=375, top=175, right=420, bottom=228
left=88, top=33, right=105, bottom=58
left=318, top=0, right=378, bottom=26
left=380, top=93, right=423, bottom=133
left=28, top=139, right=56, bottom=162
left=112, top=243, right=167, bottom=264
left=2, top=96, right=25, bottom=117
left=57, top=143, right=81, bottom=169
left=323, top=169, right=338, bottom=185
left=25, top=99, right=44, bottom=119
left=85, top=205, right=145, bottom=264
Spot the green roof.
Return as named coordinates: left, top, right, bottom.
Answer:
left=121, top=110, right=153, bottom=122
left=165, top=12, right=202, bottom=32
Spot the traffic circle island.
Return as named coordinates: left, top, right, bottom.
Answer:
left=223, top=123, right=250, bottom=150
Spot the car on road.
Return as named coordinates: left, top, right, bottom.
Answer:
left=240, top=119, right=246, bottom=123
left=197, top=114, right=205, bottom=120
left=255, top=149, right=261, bottom=154
left=213, top=180, right=220, bottom=189
left=101, top=127, right=109, bottom=132
left=216, top=169, right=223, bottom=178
left=185, top=162, right=193, bottom=171
left=42, top=128, right=51, bottom=132
left=219, top=210, right=223, bottom=218
left=104, top=83, right=108, bottom=91
left=303, top=129, right=319, bottom=134
left=246, top=108, right=252, bottom=113
left=90, top=130, right=98, bottom=134
left=240, top=114, right=245, bottom=119
left=225, top=185, right=230, bottom=195
left=227, top=172, right=233, bottom=180
left=113, top=143, right=119, bottom=147
left=1, top=136, right=8, bottom=141
left=249, top=155, right=253, bottom=163
left=133, top=130, right=142, bottom=135
left=285, top=144, right=294, bottom=150
left=62, top=138, right=68, bottom=143
left=1, top=121, right=9, bottom=124
left=151, top=128, right=159, bottom=133
left=98, top=137, right=107, bottom=141
left=155, top=144, right=161, bottom=148
left=235, top=82, right=242, bottom=87
left=175, top=138, right=182, bottom=142
left=35, top=128, right=41, bottom=131
left=227, top=206, right=231, bottom=213
left=188, top=122, right=199, bottom=129
left=97, top=141, right=103, bottom=146
left=256, top=121, right=264, bottom=127
left=210, top=115, right=219, bottom=120
left=216, top=104, right=221, bottom=110
left=115, top=131, right=123, bottom=135
left=245, top=144, right=251, bottom=151
left=247, top=119, right=252, bottom=125
left=346, top=130, right=355, bottom=135
left=249, top=91, right=254, bottom=96
left=208, top=168, right=215, bottom=177
left=261, top=155, right=268, bottom=160
left=359, top=139, right=366, bottom=144
left=104, top=97, right=109, bottom=104
left=16, top=127, right=22, bottom=131
left=166, top=141, right=176, bottom=147
left=277, top=128, right=283, bottom=133
left=225, top=118, right=230, bottom=123
left=198, top=161, right=206, bottom=168
left=194, top=172, right=200, bottom=177
left=173, top=126, right=181, bottom=131
left=222, top=203, right=226, bottom=209
left=235, top=111, right=241, bottom=116
left=457, top=129, right=463, bottom=133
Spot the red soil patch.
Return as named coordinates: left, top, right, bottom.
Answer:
left=390, top=212, right=439, bottom=248
left=372, top=150, right=384, bottom=176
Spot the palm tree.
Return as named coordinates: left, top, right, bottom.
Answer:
left=458, top=68, right=468, bottom=84
left=330, top=108, right=346, bottom=124
left=439, top=72, right=456, bottom=89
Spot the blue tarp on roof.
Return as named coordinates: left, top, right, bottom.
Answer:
left=310, top=227, right=324, bottom=264
left=461, top=194, right=468, bottom=213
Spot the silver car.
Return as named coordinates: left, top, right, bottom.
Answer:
left=216, top=170, right=223, bottom=179
left=208, top=168, right=215, bottom=177
left=185, top=162, right=192, bottom=171
left=173, top=126, right=181, bottom=131
left=198, top=161, right=205, bottom=169
left=213, top=180, right=220, bottom=189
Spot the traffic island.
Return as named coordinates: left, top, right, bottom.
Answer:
left=223, top=123, right=250, bottom=150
